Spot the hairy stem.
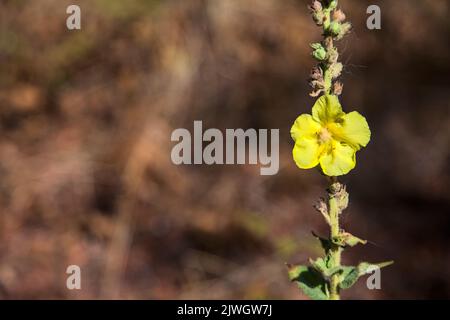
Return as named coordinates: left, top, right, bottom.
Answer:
left=322, top=9, right=333, bottom=95
left=328, top=182, right=342, bottom=300
left=322, top=3, right=343, bottom=299
left=326, top=177, right=349, bottom=300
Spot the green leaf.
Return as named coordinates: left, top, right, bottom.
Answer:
left=333, top=232, right=367, bottom=247
left=322, top=266, right=345, bottom=278
left=310, top=43, right=323, bottom=50
left=339, top=261, right=394, bottom=290
left=309, top=257, right=328, bottom=274
left=358, top=261, right=394, bottom=275
left=339, top=266, right=359, bottom=289
left=310, top=257, right=347, bottom=279
left=288, top=265, right=329, bottom=300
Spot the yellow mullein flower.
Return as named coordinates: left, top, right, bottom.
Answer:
left=291, top=95, right=370, bottom=176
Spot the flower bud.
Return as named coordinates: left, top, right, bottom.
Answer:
left=309, top=0, right=322, bottom=12
left=341, top=22, right=352, bottom=34
left=310, top=66, right=323, bottom=80
left=332, top=9, right=346, bottom=23
left=312, top=11, right=324, bottom=25
left=335, top=22, right=352, bottom=40
left=308, top=1, right=324, bottom=25
left=329, top=181, right=343, bottom=194
left=333, top=81, right=344, bottom=95
left=328, top=0, right=338, bottom=10
left=313, top=48, right=327, bottom=61
left=329, top=62, right=343, bottom=79
left=329, top=21, right=342, bottom=36
left=327, top=46, right=339, bottom=64
left=310, top=43, right=327, bottom=61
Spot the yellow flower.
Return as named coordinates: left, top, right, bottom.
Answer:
left=291, top=95, right=370, bottom=176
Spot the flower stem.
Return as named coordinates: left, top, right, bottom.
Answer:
left=328, top=177, right=342, bottom=300
left=322, top=7, right=333, bottom=95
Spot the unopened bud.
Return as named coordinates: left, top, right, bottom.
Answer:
left=329, top=21, right=342, bottom=36
left=312, top=11, right=325, bottom=25
left=332, top=9, right=346, bottom=23
left=308, top=1, right=324, bottom=25
left=329, top=181, right=344, bottom=194
left=336, top=22, right=352, bottom=40
left=311, top=43, right=327, bottom=61
left=309, top=0, right=322, bottom=12
left=333, top=81, right=344, bottom=95
left=329, top=62, right=343, bottom=79
left=310, top=66, right=323, bottom=80
left=328, top=0, right=338, bottom=10
left=327, top=47, right=339, bottom=64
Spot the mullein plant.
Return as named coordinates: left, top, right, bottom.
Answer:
left=288, top=0, right=392, bottom=300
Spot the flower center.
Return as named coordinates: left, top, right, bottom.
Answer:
left=318, top=127, right=332, bottom=143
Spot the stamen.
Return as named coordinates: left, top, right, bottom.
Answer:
left=318, top=127, right=332, bottom=143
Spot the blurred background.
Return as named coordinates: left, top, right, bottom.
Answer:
left=0, top=0, right=449, bottom=299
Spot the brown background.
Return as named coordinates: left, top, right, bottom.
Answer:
left=0, top=0, right=449, bottom=299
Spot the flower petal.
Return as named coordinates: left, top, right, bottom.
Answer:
left=319, top=141, right=356, bottom=176
left=291, top=114, right=321, bottom=142
left=338, top=111, right=371, bottom=149
left=293, top=138, right=321, bottom=169
left=312, top=95, right=343, bottom=124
